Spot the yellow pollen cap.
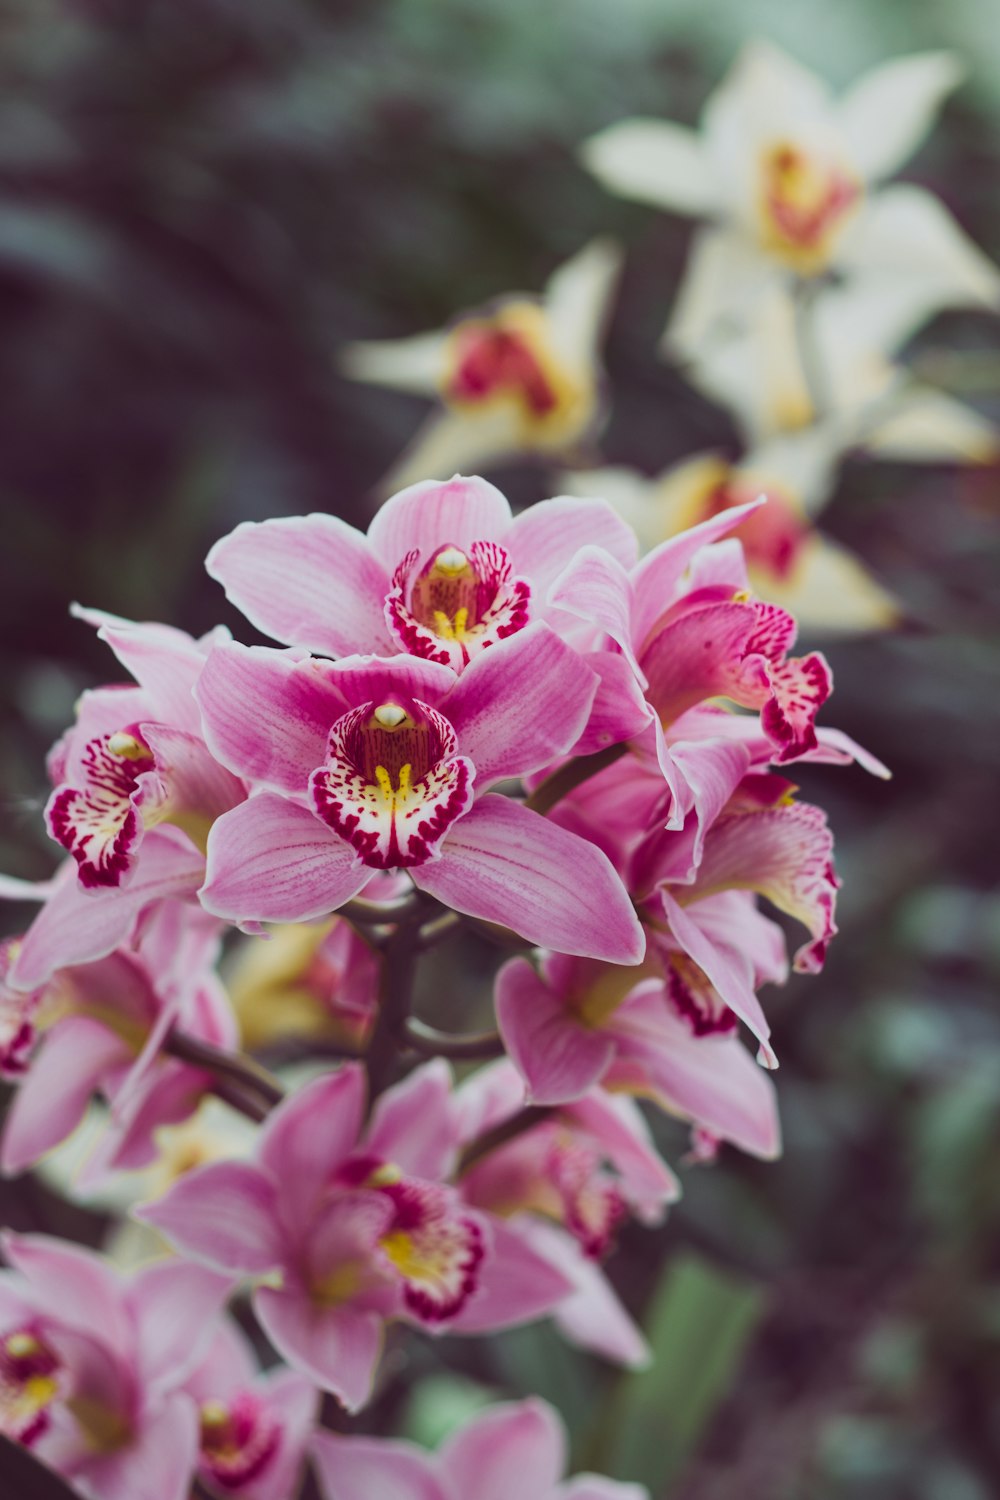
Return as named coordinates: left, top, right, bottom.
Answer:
left=107, top=732, right=149, bottom=760
left=5, top=1332, right=40, bottom=1359
left=433, top=547, right=469, bottom=575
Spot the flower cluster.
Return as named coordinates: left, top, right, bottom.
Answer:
left=0, top=465, right=885, bottom=1498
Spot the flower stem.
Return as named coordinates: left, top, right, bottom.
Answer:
left=459, top=1104, right=555, bottom=1172
left=164, top=1029, right=285, bottom=1108
left=525, top=742, right=626, bottom=816
left=365, top=924, right=419, bottom=1108
left=402, top=1017, right=505, bottom=1061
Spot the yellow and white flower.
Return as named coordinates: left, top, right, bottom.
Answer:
left=582, top=43, right=1000, bottom=358
left=340, top=239, right=621, bottom=491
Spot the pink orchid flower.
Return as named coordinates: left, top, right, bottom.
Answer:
left=1, top=900, right=234, bottom=1179
left=453, top=1059, right=678, bottom=1367
left=205, top=473, right=636, bottom=672
left=182, top=1318, right=317, bottom=1500
left=194, top=631, right=644, bottom=962
left=137, top=1062, right=573, bottom=1413
left=0, top=1233, right=232, bottom=1500
left=312, top=1396, right=648, bottom=1500
left=45, top=609, right=244, bottom=892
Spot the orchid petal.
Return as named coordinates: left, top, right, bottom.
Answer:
left=415, top=796, right=645, bottom=964
left=136, top=1161, right=286, bottom=1274
left=207, top=514, right=392, bottom=657
left=581, top=119, right=717, bottom=215
left=259, top=1066, right=366, bottom=1221
left=339, top=330, right=450, bottom=394
left=200, top=794, right=367, bottom=925
left=128, top=1259, right=234, bottom=1393
left=505, top=494, right=639, bottom=587
left=658, top=890, right=773, bottom=1058
left=447, top=1218, right=573, bottom=1332
left=365, top=1060, right=458, bottom=1180
left=312, top=1432, right=448, bottom=1500
left=0, top=1017, right=126, bottom=1175
left=254, top=1287, right=384, bottom=1413
left=543, top=236, right=622, bottom=370
left=837, top=52, right=963, bottom=182
left=496, top=956, right=616, bottom=1105
left=440, top=1399, right=565, bottom=1500
left=842, top=184, right=1000, bottom=306
left=77, top=1392, right=198, bottom=1500
left=367, top=475, right=513, bottom=570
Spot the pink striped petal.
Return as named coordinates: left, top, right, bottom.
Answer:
left=444, top=624, right=598, bottom=784
left=136, top=1161, right=286, bottom=1274
left=630, top=498, right=765, bottom=645
left=440, top=1399, right=565, bottom=1500
left=253, top=1287, right=384, bottom=1413
left=1, top=1233, right=133, bottom=1352
left=505, top=494, right=639, bottom=588
left=658, top=891, right=774, bottom=1062
left=367, top=476, right=513, bottom=569
left=74, top=1391, right=198, bottom=1500
left=365, top=1060, right=458, bottom=1180
left=312, top=1433, right=448, bottom=1500
left=415, top=796, right=645, bottom=963
left=0, top=1018, right=127, bottom=1174
left=195, top=642, right=344, bottom=791
left=128, top=1259, right=234, bottom=1393
left=207, top=514, right=392, bottom=656
left=259, top=1067, right=366, bottom=1220
left=446, top=1218, right=573, bottom=1332
left=548, top=546, right=642, bottom=680
left=200, top=794, right=367, bottom=925
left=496, top=956, right=616, bottom=1105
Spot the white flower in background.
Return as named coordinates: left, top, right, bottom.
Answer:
left=581, top=43, right=1000, bottom=358
left=686, top=275, right=1000, bottom=460
left=558, top=429, right=900, bottom=635
left=340, top=239, right=621, bottom=492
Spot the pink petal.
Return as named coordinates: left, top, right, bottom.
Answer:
left=571, top=650, right=651, bottom=756
left=367, top=476, right=513, bottom=570
left=365, top=1060, right=459, bottom=1180
left=183, top=1320, right=256, bottom=1401
left=514, top=1219, right=650, bottom=1369
left=127, top=1259, right=234, bottom=1393
left=11, top=833, right=204, bottom=990
left=640, top=600, right=765, bottom=727
left=253, top=1287, right=385, bottom=1413
left=548, top=545, right=643, bottom=681
left=415, top=796, right=645, bottom=963
left=563, top=1091, right=680, bottom=1220
left=447, top=1218, right=574, bottom=1333
left=195, top=642, right=345, bottom=791
left=312, top=1432, right=448, bottom=1500
left=259, top=1067, right=366, bottom=1222
left=760, top=651, right=832, bottom=762
left=74, top=1391, right=198, bottom=1500
left=630, top=498, right=765, bottom=645
left=561, top=1479, right=649, bottom=1500
left=440, top=1399, right=566, bottom=1500
left=139, top=724, right=245, bottom=833
left=506, top=494, right=639, bottom=590
left=658, top=891, right=773, bottom=1059
left=200, top=794, right=367, bottom=925
left=0, top=1018, right=127, bottom=1175
left=495, top=956, right=616, bottom=1105
left=92, top=619, right=207, bottom=735
left=444, top=623, right=598, bottom=784
left=252, top=1367, right=320, bottom=1500
left=135, top=1161, right=286, bottom=1274
left=207, top=514, right=392, bottom=656
left=1, top=1232, right=133, bottom=1352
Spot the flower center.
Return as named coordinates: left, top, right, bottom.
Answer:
left=447, top=319, right=559, bottom=417
left=47, top=724, right=156, bottom=889
left=199, top=1392, right=281, bottom=1490
left=0, top=1328, right=62, bottom=1448
left=701, top=480, right=810, bottom=581
left=386, top=539, right=531, bottom=670
left=408, top=545, right=493, bottom=644
left=759, top=141, right=859, bottom=271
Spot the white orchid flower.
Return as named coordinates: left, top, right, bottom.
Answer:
left=341, top=239, right=622, bottom=492
left=582, top=42, right=1000, bottom=357
left=558, top=430, right=900, bottom=635
left=685, top=274, right=1000, bottom=461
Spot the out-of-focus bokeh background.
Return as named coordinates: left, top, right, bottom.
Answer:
left=2, top=2, right=999, bottom=1497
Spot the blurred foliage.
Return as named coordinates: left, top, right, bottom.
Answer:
left=2, top=2, right=1000, bottom=1498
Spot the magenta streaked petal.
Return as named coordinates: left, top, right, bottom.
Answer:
left=253, top=1287, right=385, bottom=1413
left=259, top=1067, right=366, bottom=1221
left=640, top=600, right=765, bottom=727
left=446, top=1218, right=574, bottom=1332
left=760, top=650, right=832, bottom=762
left=563, top=1091, right=680, bottom=1220
left=139, top=724, right=245, bottom=837
left=207, top=514, right=392, bottom=656
left=366, top=475, right=513, bottom=570
left=365, top=1060, right=458, bottom=1181
left=415, top=796, right=645, bottom=963
left=548, top=545, right=642, bottom=680
left=444, top=624, right=598, bottom=784
left=440, top=1399, right=565, bottom=1500
left=630, top=498, right=765, bottom=645
left=200, top=794, right=367, bottom=925
left=1, top=1233, right=134, bottom=1352
left=0, top=1018, right=127, bottom=1175
left=506, top=494, right=639, bottom=588
left=44, top=731, right=155, bottom=890
left=571, top=650, right=651, bottom=756
left=136, top=1161, right=286, bottom=1274
left=73, top=1391, right=198, bottom=1500
left=251, top=1367, right=320, bottom=1500
left=692, top=802, right=839, bottom=973
left=11, top=833, right=205, bottom=992
left=379, top=1183, right=484, bottom=1324
left=312, top=1432, right=448, bottom=1500
left=195, top=642, right=345, bottom=791
left=90, top=619, right=207, bottom=735
left=495, top=956, right=616, bottom=1105
left=658, top=891, right=774, bottom=1061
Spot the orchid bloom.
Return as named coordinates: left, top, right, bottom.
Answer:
left=137, top=1063, right=574, bottom=1412
left=0, top=1233, right=232, bottom=1500
left=182, top=1318, right=317, bottom=1500
left=339, top=240, right=621, bottom=491
left=560, top=438, right=901, bottom=635
left=206, top=473, right=637, bottom=672
left=684, top=275, right=1000, bottom=460
left=1, top=899, right=235, bottom=1180
left=44, top=609, right=244, bottom=893
left=313, top=1396, right=648, bottom=1500
left=193, top=631, right=644, bottom=962
left=453, top=1059, right=677, bottom=1367
left=582, top=43, right=999, bottom=357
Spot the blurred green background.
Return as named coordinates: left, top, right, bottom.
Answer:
left=2, top=2, right=999, bottom=1497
